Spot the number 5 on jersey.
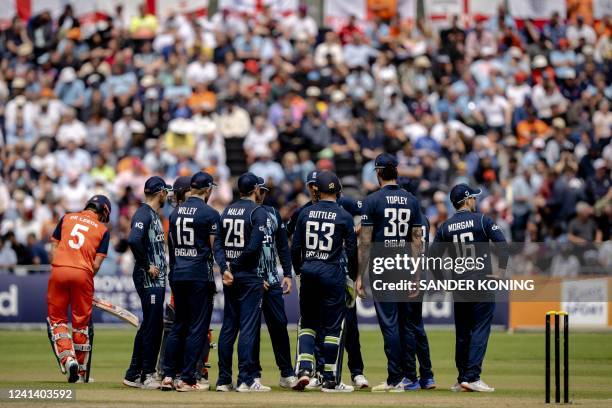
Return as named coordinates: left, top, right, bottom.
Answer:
left=69, top=224, right=89, bottom=249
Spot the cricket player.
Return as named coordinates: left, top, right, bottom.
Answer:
left=287, top=171, right=369, bottom=390
left=356, top=153, right=424, bottom=392
left=292, top=171, right=357, bottom=393
left=158, top=176, right=216, bottom=387
left=430, top=183, right=507, bottom=392
left=47, top=195, right=111, bottom=383
left=251, top=176, right=298, bottom=389
left=124, top=176, right=171, bottom=390
left=162, top=172, right=228, bottom=392
left=217, top=172, right=270, bottom=392
left=157, top=176, right=191, bottom=378
left=335, top=194, right=369, bottom=389
left=397, top=177, right=435, bottom=390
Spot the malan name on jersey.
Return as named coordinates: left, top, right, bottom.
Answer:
left=227, top=208, right=246, bottom=216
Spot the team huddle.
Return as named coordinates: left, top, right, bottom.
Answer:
left=46, top=152, right=507, bottom=394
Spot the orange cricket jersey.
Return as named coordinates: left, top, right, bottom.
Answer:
left=51, top=210, right=110, bottom=274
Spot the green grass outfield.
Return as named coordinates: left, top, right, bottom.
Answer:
left=0, top=328, right=611, bottom=407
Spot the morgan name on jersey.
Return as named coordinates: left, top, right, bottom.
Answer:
left=447, top=219, right=475, bottom=232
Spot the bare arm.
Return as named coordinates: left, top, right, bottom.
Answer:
left=409, top=226, right=424, bottom=298
left=92, top=254, right=105, bottom=276
left=356, top=225, right=373, bottom=298
left=49, top=242, right=58, bottom=264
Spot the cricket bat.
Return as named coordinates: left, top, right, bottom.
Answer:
left=93, top=297, right=139, bottom=327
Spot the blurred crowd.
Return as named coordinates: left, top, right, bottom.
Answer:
left=0, top=3, right=610, bottom=274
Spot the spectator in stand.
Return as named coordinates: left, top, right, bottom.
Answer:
left=284, top=4, right=318, bottom=42
left=54, top=67, right=85, bottom=110
left=343, top=33, right=378, bottom=69
left=56, top=107, right=87, bottom=147
left=516, top=108, right=551, bottom=148
left=129, top=3, right=158, bottom=39
left=315, top=31, right=344, bottom=67
left=544, top=11, right=567, bottom=48
left=476, top=87, right=511, bottom=134
left=568, top=202, right=602, bottom=243
left=0, top=3, right=607, bottom=274
left=0, top=234, right=17, bottom=273
left=338, top=15, right=363, bottom=45
left=567, top=16, right=597, bottom=48
left=532, top=76, right=568, bottom=121
left=244, top=115, right=279, bottom=163
left=26, top=232, right=49, bottom=266
left=249, top=153, right=285, bottom=187
left=55, top=140, right=92, bottom=176
left=465, top=19, right=497, bottom=61
left=217, top=99, right=251, bottom=138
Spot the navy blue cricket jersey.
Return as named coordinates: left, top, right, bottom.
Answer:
left=128, top=203, right=167, bottom=289
left=168, top=196, right=226, bottom=282
left=337, top=195, right=362, bottom=217
left=361, top=184, right=423, bottom=248
left=432, top=209, right=508, bottom=275
left=286, top=201, right=312, bottom=238
left=291, top=200, right=357, bottom=278
left=258, top=205, right=292, bottom=284
left=220, top=198, right=267, bottom=282
left=287, top=195, right=361, bottom=237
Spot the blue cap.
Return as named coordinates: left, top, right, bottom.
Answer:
left=305, top=170, right=318, bottom=185
left=450, top=183, right=482, bottom=206
left=237, top=172, right=260, bottom=195
left=191, top=171, right=216, bottom=189
left=256, top=176, right=269, bottom=191
left=144, top=176, right=172, bottom=194
left=374, top=153, right=398, bottom=169
left=315, top=171, right=341, bottom=193
left=173, top=176, right=191, bottom=192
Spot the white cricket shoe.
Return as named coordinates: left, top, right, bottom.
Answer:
left=123, top=377, right=142, bottom=388
left=64, top=358, right=79, bottom=383
left=76, top=375, right=94, bottom=383
left=216, top=383, right=234, bottom=392
left=236, top=382, right=271, bottom=392
left=305, top=374, right=322, bottom=390
left=279, top=375, right=299, bottom=389
left=321, top=381, right=354, bottom=393
left=461, top=380, right=495, bottom=392
left=142, top=373, right=161, bottom=390
left=450, top=383, right=466, bottom=392
left=161, top=376, right=174, bottom=391
left=371, top=382, right=404, bottom=392
left=352, top=375, right=369, bottom=389
left=198, top=378, right=211, bottom=391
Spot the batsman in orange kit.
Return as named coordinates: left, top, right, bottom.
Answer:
left=47, top=195, right=112, bottom=383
